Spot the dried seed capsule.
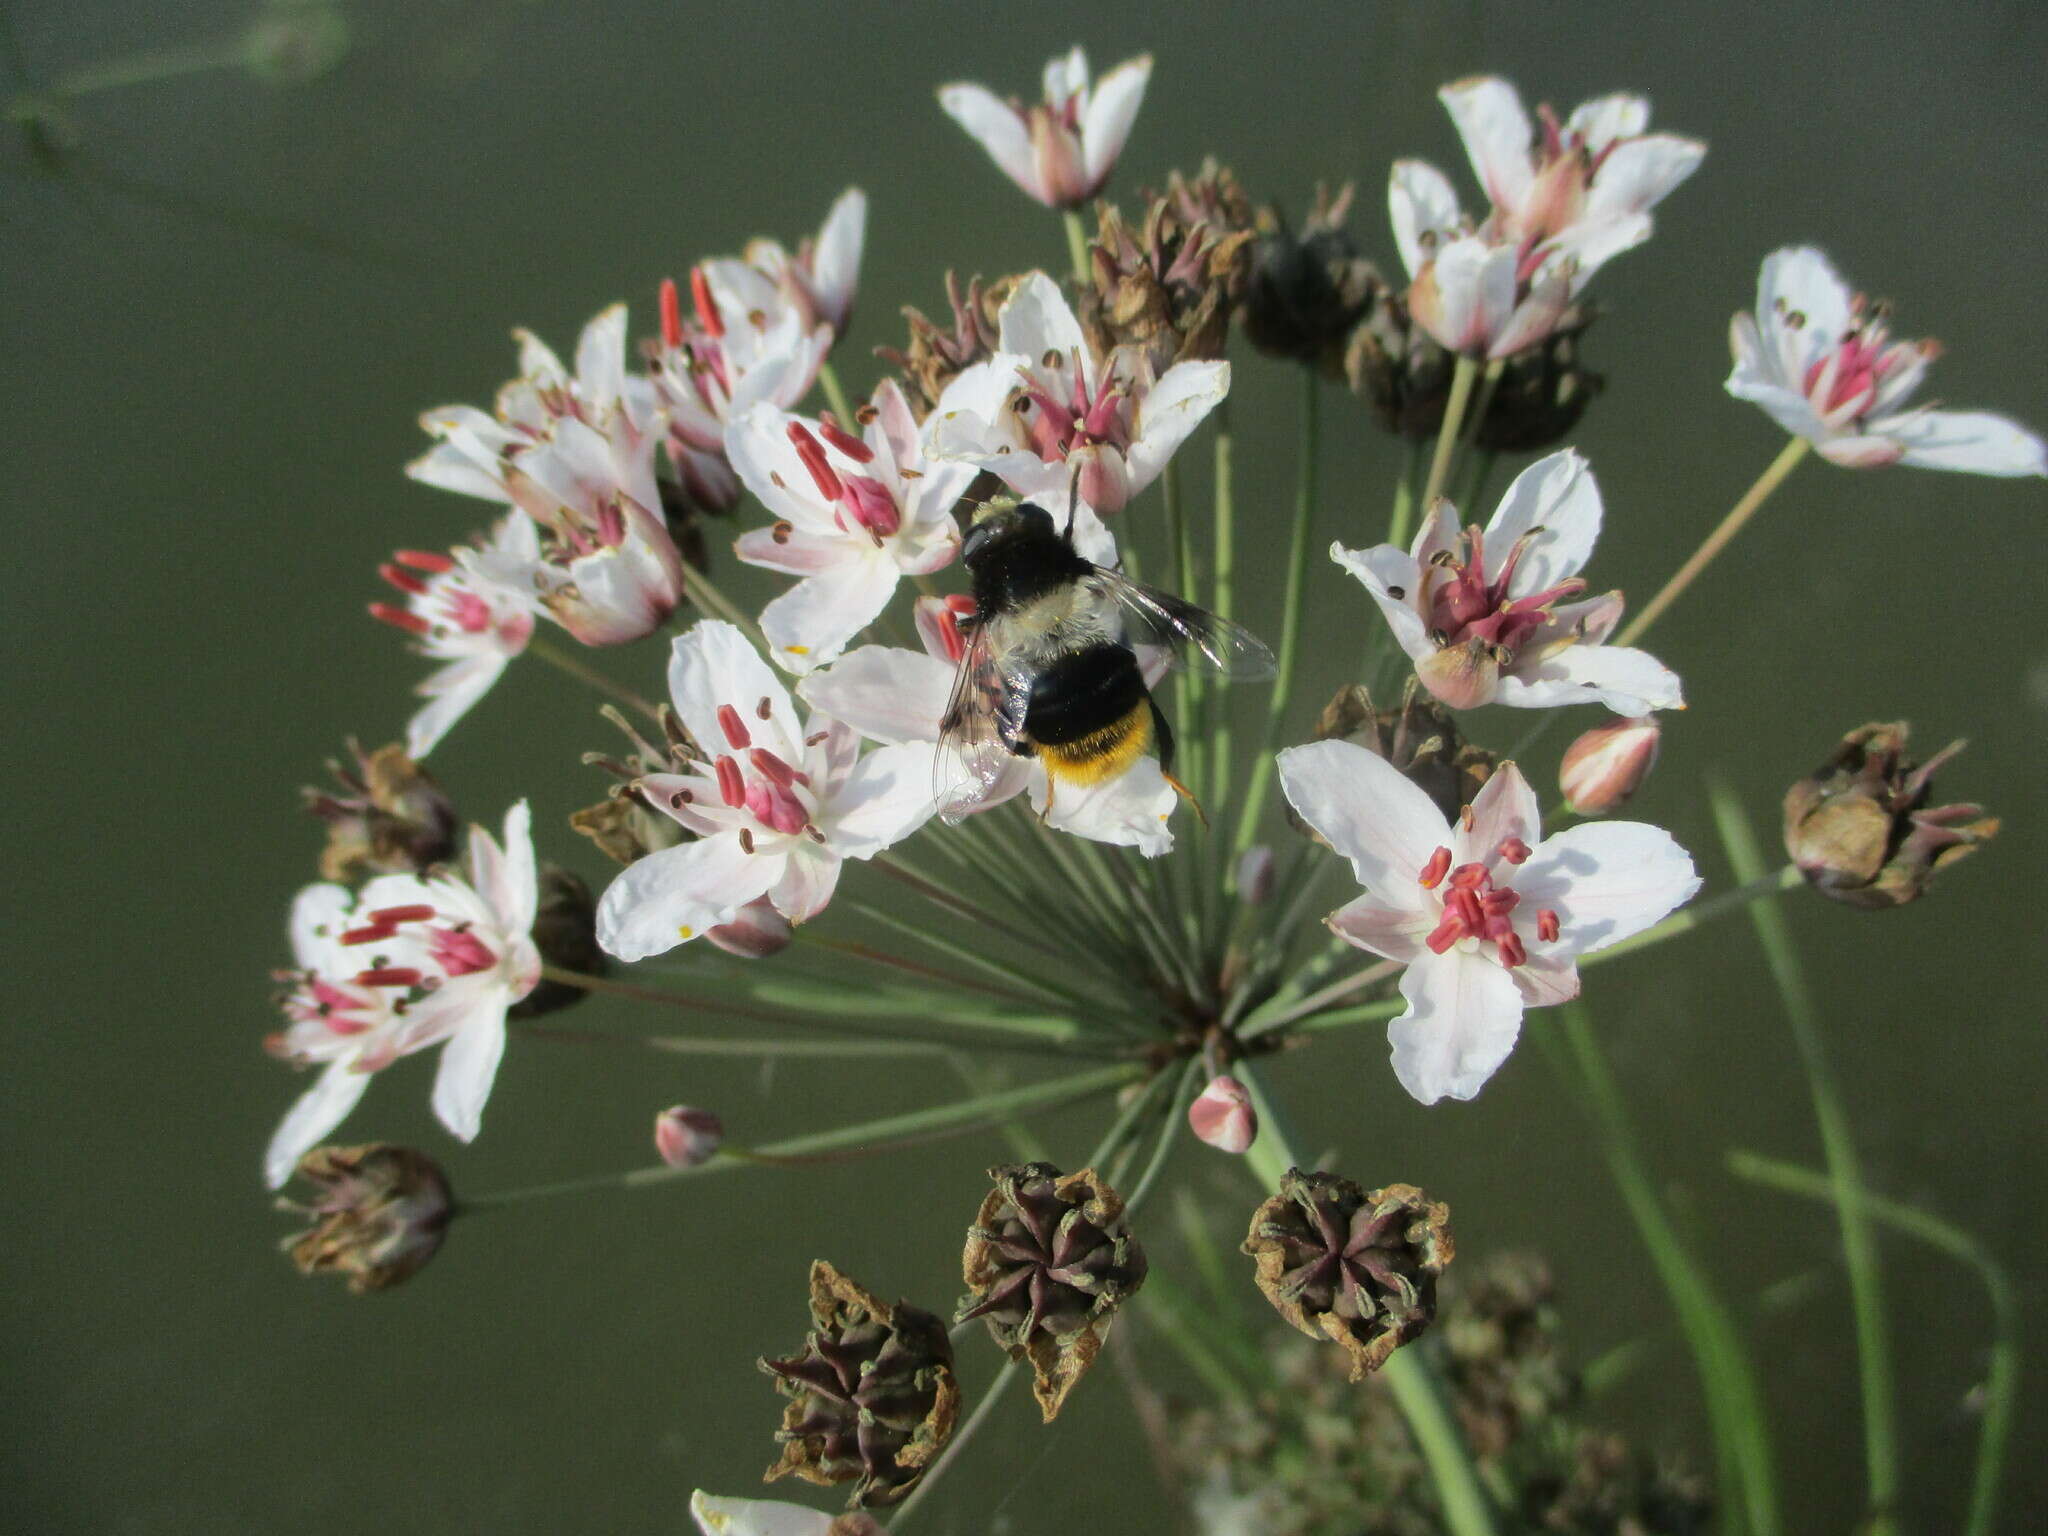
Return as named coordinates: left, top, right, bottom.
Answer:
left=278, top=1144, right=452, bottom=1295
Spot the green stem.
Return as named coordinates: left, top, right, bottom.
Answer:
left=1712, top=783, right=1897, bottom=1533
left=1235, top=1063, right=1500, bottom=1536
left=1122, top=1059, right=1200, bottom=1215
left=678, top=560, right=762, bottom=641
left=1726, top=1150, right=2018, bottom=1536
left=1239, top=956, right=1399, bottom=1041
left=816, top=359, right=853, bottom=425
left=528, top=636, right=661, bottom=721
left=1539, top=1005, right=1779, bottom=1535
left=511, top=1021, right=952, bottom=1058
left=889, top=1360, right=1022, bottom=1530
left=1386, top=435, right=1424, bottom=548
left=1232, top=368, right=1319, bottom=857
left=1619, top=437, right=1809, bottom=646
left=838, top=899, right=1109, bottom=1018
left=51, top=38, right=244, bottom=98
left=1062, top=208, right=1092, bottom=284
left=1420, top=354, right=1481, bottom=514
left=1460, top=359, right=1505, bottom=446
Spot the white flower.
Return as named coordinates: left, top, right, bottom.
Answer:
left=1728, top=246, right=2047, bottom=475
left=594, top=621, right=939, bottom=962
left=727, top=378, right=984, bottom=674
left=370, top=514, right=541, bottom=758
left=1390, top=78, right=1702, bottom=358
left=407, top=305, right=686, bottom=644
left=700, top=187, right=867, bottom=338
left=263, top=804, right=542, bottom=1187
left=689, top=1491, right=878, bottom=1536
left=798, top=595, right=1179, bottom=854
left=1336, top=451, right=1681, bottom=714
left=1277, top=749, right=1699, bottom=1104
left=938, top=47, right=1151, bottom=209
left=655, top=268, right=832, bottom=514
left=927, top=272, right=1228, bottom=517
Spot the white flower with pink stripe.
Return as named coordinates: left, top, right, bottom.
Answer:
left=938, top=48, right=1151, bottom=210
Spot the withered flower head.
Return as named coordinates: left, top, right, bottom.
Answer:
left=279, top=1143, right=452, bottom=1295
left=303, top=740, right=458, bottom=884
left=1437, top=1252, right=1576, bottom=1458
left=956, top=1161, right=1148, bottom=1420
left=1077, top=160, right=1257, bottom=372
left=1783, top=722, right=1998, bottom=909
left=760, top=1260, right=960, bottom=1508
left=655, top=474, right=717, bottom=575
left=878, top=272, right=1016, bottom=419
left=1241, top=184, right=1383, bottom=377
left=1241, top=1169, right=1453, bottom=1379
left=506, top=863, right=604, bottom=1019
left=572, top=704, right=699, bottom=866
left=1297, top=681, right=1495, bottom=828
left=1347, top=293, right=1603, bottom=451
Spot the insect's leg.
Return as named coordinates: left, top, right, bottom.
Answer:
left=1148, top=696, right=1177, bottom=774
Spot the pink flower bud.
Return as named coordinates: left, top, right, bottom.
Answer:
left=1188, top=1076, right=1257, bottom=1155
left=1234, top=845, right=1276, bottom=904
left=654, top=1105, right=724, bottom=1169
left=1558, top=716, right=1661, bottom=814
left=705, top=897, right=792, bottom=958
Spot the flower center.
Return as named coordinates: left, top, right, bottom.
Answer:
left=788, top=421, right=901, bottom=541
left=1419, top=523, right=1584, bottom=660
left=1016, top=352, right=1134, bottom=465
left=1415, top=842, right=1558, bottom=968
left=711, top=703, right=815, bottom=838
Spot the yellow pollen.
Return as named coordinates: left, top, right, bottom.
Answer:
left=677, top=925, right=694, bottom=939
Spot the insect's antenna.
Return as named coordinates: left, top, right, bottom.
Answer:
left=1062, top=460, right=1084, bottom=548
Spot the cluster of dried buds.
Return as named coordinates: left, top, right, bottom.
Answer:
left=277, top=1143, right=453, bottom=1295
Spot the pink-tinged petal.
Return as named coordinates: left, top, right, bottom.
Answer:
left=264, top=1060, right=373, bottom=1189
left=1583, top=135, right=1704, bottom=222
left=573, top=303, right=628, bottom=412
left=636, top=772, right=731, bottom=838
left=1491, top=263, right=1576, bottom=353
left=1500, top=641, right=1684, bottom=716
left=1536, top=211, right=1652, bottom=297
left=1080, top=54, right=1152, bottom=189
left=430, top=1003, right=507, bottom=1142
left=939, top=82, right=1041, bottom=200
left=759, top=557, right=899, bottom=675
left=1387, top=159, right=1463, bottom=279
left=1123, top=359, right=1229, bottom=493
left=1439, top=76, right=1534, bottom=214
left=1726, top=368, right=1829, bottom=444
left=1482, top=449, right=1601, bottom=592
left=1456, top=762, right=1540, bottom=866
left=827, top=741, right=943, bottom=856
left=797, top=646, right=952, bottom=746
left=666, top=621, right=803, bottom=766
left=478, top=801, right=538, bottom=932
left=1389, top=948, right=1526, bottom=1105
left=1276, top=740, right=1447, bottom=906
left=1328, top=893, right=1431, bottom=964
left=997, top=272, right=1089, bottom=363
left=1413, top=237, right=1517, bottom=355
left=1881, top=409, right=2048, bottom=478
left=1330, top=541, right=1433, bottom=667
left=406, top=437, right=511, bottom=502
left=1515, top=820, right=1701, bottom=957
left=1031, top=756, right=1177, bottom=855
left=1813, top=433, right=1906, bottom=468
left=769, top=845, right=842, bottom=924
left=1757, top=247, right=1851, bottom=358
left=810, top=188, right=867, bottom=331
left=406, top=655, right=509, bottom=759
left=688, top=1490, right=841, bottom=1536
left=1564, top=93, right=1650, bottom=151
left=1043, top=46, right=1088, bottom=102
left=734, top=524, right=858, bottom=576
left=595, top=834, right=782, bottom=963
left=1509, top=950, right=1581, bottom=1008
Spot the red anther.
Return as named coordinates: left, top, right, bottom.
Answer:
left=945, top=593, right=977, bottom=619
left=394, top=549, right=455, bottom=574
left=716, top=704, right=752, bottom=750
left=1417, top=846, right=1453, bottom=889
left=1425, top=914, right=1464, bottom=954
left=1480, top=888, right=1520, bottom=917
left=1495, top=932, right=1527, bottom=968
left=379, top=563, right=430, bottom=597
left=749, top=748, right=796, bottom=787
left=689, top=267, right=723, bottom=338
left=369, top=602, right=431, bottom=635
left=659, top=277, right=683, bottom=348
left=1448, top=862, right=1490, bottom=890
left=594, top=498, right=626, bottom=548
left=816, top=414, right=874, bottom=463
left=714, top=755, right=746, bottom=808
left=367, top=904, right=436, bottom=925
left=1536, top=908, right=1561, bottom=942
left=1498, top=837, right=1532, bottom=864
left=787, top=422, right=843, bottom=500
left=339, top=924, right=396, bottom=946
left=1449, top=888, right=1486, bottom=933
left=353, top=966, right=424, bottom=989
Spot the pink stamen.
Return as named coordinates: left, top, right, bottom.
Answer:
left=788, top=423, right=843, bottom=500
left=369, top=602, right=430, bottom=636
left=714, top=755, right=746, bottom=808
left=689, top=267, right=723, bottom=338
left=339, top=923, right=397, bottom=946
left=717, top=705, right=751, bottom=750
left=595, top=498, right=626, bottom=548
left=1536, top=908, right=1561, bottom=942
left=395, top=549, right=455, bottom=574
left=744, top=777, right=809, bottom=835
left=443, top=590, right=492, bottom=634
left=368, top=904, right=436, bottom=924
left=840, top=474, right=901, bottom=538
left=1498, top=837, right=1531, bottom=864
left=431, top=928, right=496, bottom=977
left=1421, top=859, right=1531, bottom=967
left=353, top=966, right=423, bottom=989
left=659, top=277, right=683, bottom=349
left=817, top=414, right=873, bottom=463
left=748, top=748, right=796, bottom=788
left=1417, top=847, right=1453, bottom=889
left=379, top=563, right=430, bottom=597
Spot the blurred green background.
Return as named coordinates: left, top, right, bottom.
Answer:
left=6, top=0, right=2044, bottom=1530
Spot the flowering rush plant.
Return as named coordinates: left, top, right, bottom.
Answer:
left=267, top=50, right=2036, bottom=1536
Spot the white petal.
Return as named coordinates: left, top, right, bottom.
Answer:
left=724, top=402, right=836, bottom=528
left=939, top=82, right=1042, bottom=199
left=1275, top=740, right=1447, bottom=905
left=1456, top=762, right=1539, bottom=865
left=1482, top=449, right=1601, bottom=592
left=1124, top=360, right=1229, bottom=493
left=263, top=1061, right=372, bottom=1189
left=688, top=1490, right=840, bottom=1536
left=1564, top=93, right=1649, bottom=151
left=769, top=846, right=843, bottom=923
left=1043, top=45, right=1087, bottom=103
left=1330, top=542, right=1432, bottom=666
left=573, top=303, right=628, bottom=412
left=1882, top=409, right=2048, bottom=478
left=797, top=646, right=952, bottom=746
left=1515, top=820, right=1701, bottom=957
left=1757, top=247, right=1851, bottom=356
left=1328, top=893, right=1431, bottom=963
left=289, top=883, right=358, bottom=969
left=1387, top=159, right=1463, bottom=279
left=484, top=801, right=539, bottom=931
left=666, top=621, right=803, bottom=765
left=1080, top=54, right=1151, bottom=189
left=406, top=437, right=510, bottom=503
left=1388, top=949, right=1526, bottom=1104
left=430, top=1002, right=507, bottom=1142
left=1032, top=756, right=1177, bottom=855
left=734, top=525, right=859, bottom=576
left=929, top=356, right=1024, bottom=436
left=826, top=741, right=942, bottom=856
left=1439, top=76, right=1534, bottom=214
left=998, top=272, right=1089, bottom=361
left=1500, top=641, right=1685, bottom=715
left=595, top=835, right=782, bottom=963
left=759, top=558, right=899, bottom=675
left=1583, top=135, right=1705, bottom=222
left=811, top=188, right=867, bottom=330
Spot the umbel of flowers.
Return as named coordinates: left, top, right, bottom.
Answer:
left=259, top=40, right=2040, bottom=1536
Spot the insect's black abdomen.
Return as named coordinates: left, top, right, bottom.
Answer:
left=1025, top=645, right=1149, bottom=746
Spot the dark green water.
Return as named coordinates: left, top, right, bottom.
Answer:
left=8, top=1, right=2044, bottom=1531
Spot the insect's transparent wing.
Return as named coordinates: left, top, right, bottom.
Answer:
left=934, top=622, right=1032, bottom=823
left=1096, top=573, right=1278, bottom=679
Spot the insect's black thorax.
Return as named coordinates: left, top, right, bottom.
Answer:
left=962, top=507, right=1095, bottom=616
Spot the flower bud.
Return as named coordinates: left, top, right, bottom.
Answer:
left=1188, top=1076, right=1257, bottom=1154
left=278, top=1144, right=452, bottom=1295
left=1241, top=185, right=1383, bottom=378
left=1233, top=845, right=1276, bottom=905
left=303, top=740, right=458, bottom=883
left=1783, top=722, right=1998, bottom=909
left=1558, top=716, right=1661, bottom=815
left=654, top=1105, right=725, bottom=1169
left=706, top=897, right=794, bottom=958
